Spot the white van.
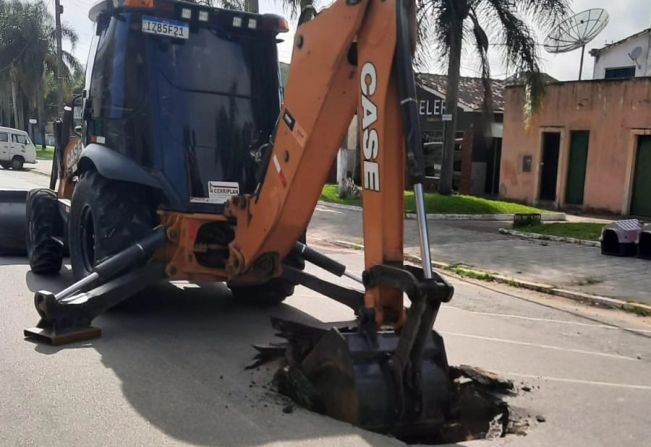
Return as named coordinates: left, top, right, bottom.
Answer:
left=0, top=126, right=37, bottom=170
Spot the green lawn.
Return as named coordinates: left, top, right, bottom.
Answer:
left=35, top=146, right=54, bottom=160
left=515, top=222, right=605, bottom=241
left=320, top=184, right=545, bottom=215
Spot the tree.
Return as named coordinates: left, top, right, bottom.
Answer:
left=418, top=0, right=569, bottom=195
left=196, top=1, right=246, bottom=10
left=276, top=0, right=314, bottom=18
left=0, top=0, right=79, bottom=139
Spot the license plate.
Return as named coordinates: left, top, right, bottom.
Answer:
left=142, top=16, right=189, bottom=40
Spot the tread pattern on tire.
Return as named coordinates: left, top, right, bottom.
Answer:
left=70, top=171, right=156, bottom=280
left=27, top=188, right=64, bottom=274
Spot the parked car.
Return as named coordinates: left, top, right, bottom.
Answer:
left=0, top=126, right=37, bottom=170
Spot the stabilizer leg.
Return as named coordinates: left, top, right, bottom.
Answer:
left=25, top=265, right=164, bottom=345
left=24, top=227, right=166, bottom=345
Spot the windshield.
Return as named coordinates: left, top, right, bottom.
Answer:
left=154, top=28, right=260, bottom=96
left=88, top=11, right=281, bottom=201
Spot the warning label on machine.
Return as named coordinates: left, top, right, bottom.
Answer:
left=190, top=181, right=240, bottom=204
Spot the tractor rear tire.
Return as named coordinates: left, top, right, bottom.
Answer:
left=26, top=189, right=64, bottom=274
left=69, top=171, right=156, bottom=281
left=0, top=161, right=10, bottom=169
left=229, top=234, right=306, bottom=307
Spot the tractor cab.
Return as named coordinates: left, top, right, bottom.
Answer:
left=81, top=0, right=287, bottom=212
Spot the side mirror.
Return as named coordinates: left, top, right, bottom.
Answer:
left=71, top=94, right=84, bottom=137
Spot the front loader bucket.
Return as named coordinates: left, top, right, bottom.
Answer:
left=0, top=189, right=27, bottom=256
left=299, top=328, right=452, bottom=437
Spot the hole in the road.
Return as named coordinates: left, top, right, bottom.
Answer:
left=400, top=366, right=524, bottom=444
left=268, top=360, right=531, bottom=445
left=250, top=326, right=535, bottom=445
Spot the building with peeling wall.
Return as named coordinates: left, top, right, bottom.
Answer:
left=500, top=77, right=651, bottom=216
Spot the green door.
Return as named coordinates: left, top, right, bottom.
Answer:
left=565, top=131, right=589, bottom=205
left=631, top=136, right=651, bottom=217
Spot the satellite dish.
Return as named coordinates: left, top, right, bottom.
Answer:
left=629, top=46, right=643, bottom=68
left=544, top=8, right=609, bottom=80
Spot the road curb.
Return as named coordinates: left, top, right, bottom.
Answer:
left=498, top=228, right=601, bottom=247
left=317, top=201, right=566, bottom=222
left=328, top=239, right=651, bottom=315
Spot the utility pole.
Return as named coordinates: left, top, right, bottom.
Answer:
left=54, top=0, right=65, bottom=115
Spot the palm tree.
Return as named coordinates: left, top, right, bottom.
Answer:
left=276, top=0, right=314, bottom=18
left=0, top=0, right=79, bottom=138
left=418, top=0, right=569, bottom=195
left=197, top=1, right=247, bottom=10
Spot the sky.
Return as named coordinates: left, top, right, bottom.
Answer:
left=49, top=0, right=651, bottom=81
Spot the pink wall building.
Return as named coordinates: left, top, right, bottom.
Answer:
left=500, top=78, right=651, bottom=216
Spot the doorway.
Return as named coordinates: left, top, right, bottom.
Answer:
left=630, top=136, right=651, bottom=217
left=485, top=138, right=502, bottom=195
left=539, top=132, right=561, bottom=201
left=565, top=131, right=589, bottom=205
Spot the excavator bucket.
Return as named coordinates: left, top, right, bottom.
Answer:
left=308, top=329, right=450, bottom=435
left=273, top=318, right=452, bottom=437
left=0, top=189, right=27, bottom=256
left=273, top=264, right=456, bottom=437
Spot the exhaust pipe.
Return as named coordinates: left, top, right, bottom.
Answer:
left=0, top=189, right=28, bottom=256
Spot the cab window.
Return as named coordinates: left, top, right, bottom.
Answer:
left=0, top=133, right=7, bottom=142
left=12, top=134, right=28, bottom=144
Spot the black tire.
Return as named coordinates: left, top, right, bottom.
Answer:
left=69, top=171, right=156, bottom=281
left=11, top=156, right=24, bottom=170
left=0, top=161, right=10, bottom=169
left=229, top=234, right=306, bottom=306
left=26, top=189, right=64, bottom=274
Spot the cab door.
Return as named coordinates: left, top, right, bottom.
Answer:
left=0, top=132, right=9, bottom=161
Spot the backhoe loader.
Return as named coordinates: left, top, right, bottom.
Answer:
left=0, top=0, right=457, bottom=437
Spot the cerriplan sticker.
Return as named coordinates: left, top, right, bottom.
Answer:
left=190, top=181, right=239, bottom=204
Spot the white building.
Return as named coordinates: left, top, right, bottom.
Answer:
left=590, top=28, right=651, bottom=79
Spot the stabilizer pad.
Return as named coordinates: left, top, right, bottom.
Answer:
left=24, top=326, right=101, bottom=346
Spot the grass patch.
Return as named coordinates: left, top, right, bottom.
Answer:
left=516, top=222, right=605, bottom=241
left=320, top=184, right=545, bottom=215
left=444, top=264, right=497, bottom=282
left=574, top=276, right=604, bottom=286
left=624, top=302, right=651, bottom=317
left=320, top=185, right=361, bottom=207
left=35, top=146, right=54, bottom=160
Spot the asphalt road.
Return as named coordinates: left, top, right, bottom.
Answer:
left=0, top=165, right=49, bottom=190
left=1, top=168, right=651, bottom=446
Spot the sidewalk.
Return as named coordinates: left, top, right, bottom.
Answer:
left=309, top=203, right=651, bottom=304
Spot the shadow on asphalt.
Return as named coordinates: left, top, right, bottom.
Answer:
left=27, top=279, right=440, bottom=446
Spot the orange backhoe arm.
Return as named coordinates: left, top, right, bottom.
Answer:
left=226, top=0, right=423, bottom=325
